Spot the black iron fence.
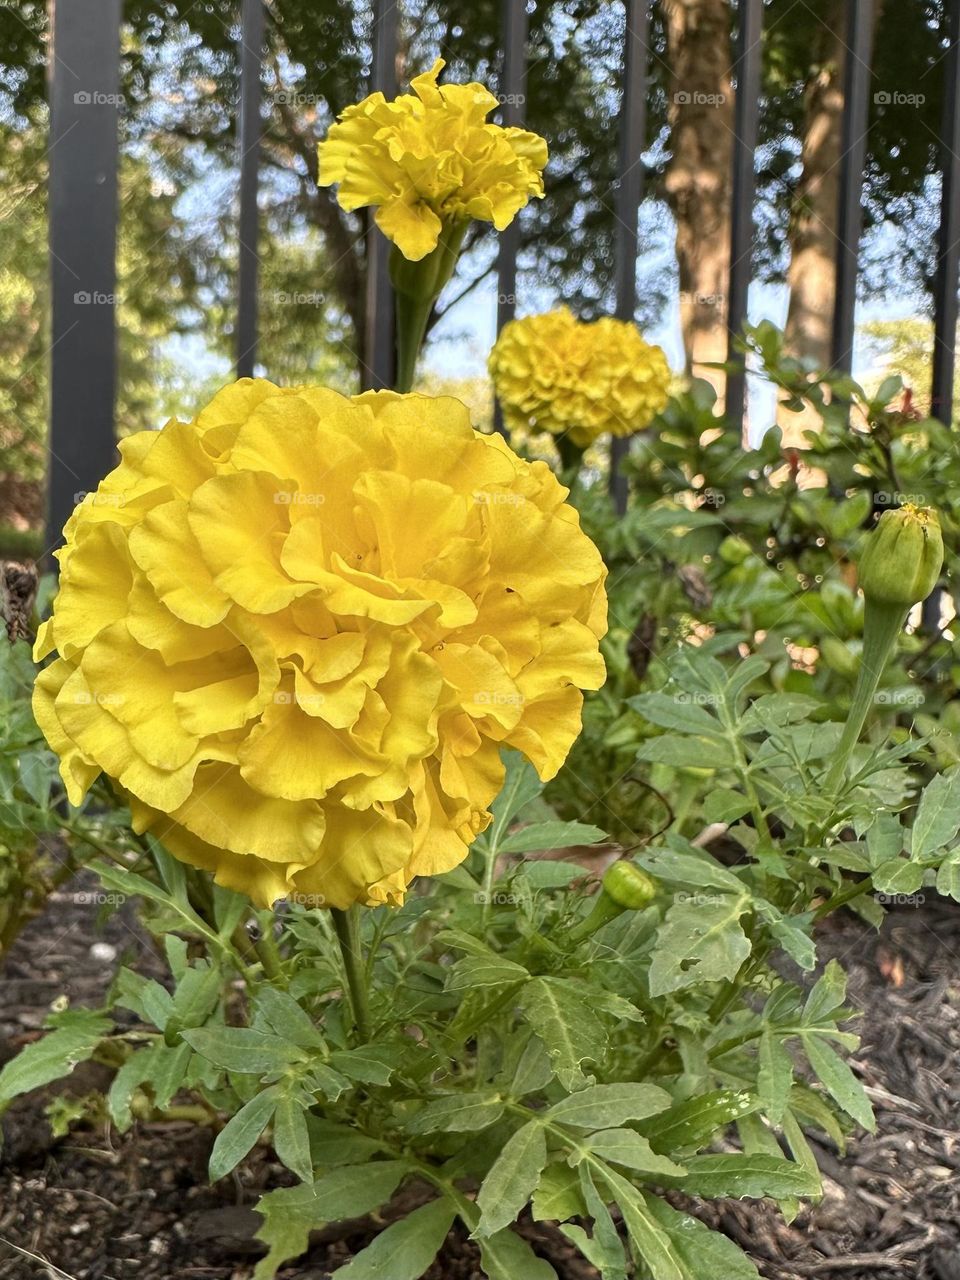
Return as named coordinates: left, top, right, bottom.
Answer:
left=45, top=0, right=960, bottom=551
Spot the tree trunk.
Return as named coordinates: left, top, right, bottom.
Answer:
left=780, top=5, right=847, bottom=445
left=662, top=0, right=735, bottom=406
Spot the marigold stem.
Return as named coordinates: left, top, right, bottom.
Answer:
left=824, top=599, right=904, bottom=794
left=331, top=905, right=373, bottom=1041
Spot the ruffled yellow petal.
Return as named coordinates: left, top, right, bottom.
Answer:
left=35, top=376, right=606, bottom=910
left=317, top=59, right=546, bottom=260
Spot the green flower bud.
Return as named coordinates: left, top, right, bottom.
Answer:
left=602, top=861, right=658, bottom=910
left=858, top=505, right=943, bottom=609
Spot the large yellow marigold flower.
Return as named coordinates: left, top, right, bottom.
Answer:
left=489, top=307, right=671, bottom=448
left=34, top=381, right=606, bottom=910
left=318, top=58, right=547, bottom=261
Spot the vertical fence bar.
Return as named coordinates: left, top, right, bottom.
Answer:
left=47, top=0, right=122, bottom=557
left=724, top=0, right=763, bottom=435
left=830, top=0, right=875, bottom=375
left=931, top=0, right=960, bottom=426
left=493, top=0, right=529, bottom=438
left=609, top=0, right=651, bottom=513
left=236, top=0, right=265, bottom=378
left=362, top=0, right=399, bottom=390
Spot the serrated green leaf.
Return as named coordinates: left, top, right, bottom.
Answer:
left=737, top=1114, right=799, bottom=1222
left=328, top=1046, right=400, bottom=1086
left=531, top=1163, right=584, bottom=1223
left=150, top=1040, right=192, bottom=1109
left=445, top=955, right=529, bottom=991
left=255, top=987, right=326, bottom=1051
left=182, top=1026, right=307, bottom=1075
left=519, top=978, right=604, bottom=1091
left=912, top=767, right=960, bottom=857
left=107, top=1048, right=155, bottom=1132
left=648, top=896, right=751, bottom=997
left=477, top=1226, right=558, bottom=1280
left=406, top=1091, right=505, bottom=1135
left=307, top=1117, right=385, bottom=1169
left=0, top=1013, right=110, bottom=1105
left=330, top=1197, right=455, bottom=1279
left=498, top=821, right=606, bottom=854
left=702, top=789, right=753, bottom=824
left=639, top=1089, right=760, bottom=1155
left=801, top=1034, right=875, bottom=1131
left=486, top=753, right=543, bottom=853
left=866, top=811, right=904, bottom=867
left=521, top=860, right=587, bottom=889
left=568, top=1164, right=628, bottom=1280
left=637, top=846, right=746, bottom=894
left=209, top=1087, right=280, bottom=1181
left=476, top=1120, right=548, bottom=1238
left=274, top=1091, right=313, bottom=1183
left=641, top=1192, right=760, bottom=1279
left=598, top=1167, right=684, bottom=1280
left=578, top=1128, right=686, bottom=1178
left=547, top=1082, right=672, bottom=1130
left=636, top=735, right=737, bottom=769
left=629, top=692, right=724, bottom=736
left=508, top=1034, right=554, bottom=1098
left=769, top=917, right=817, bottom=972
left=664, top=1153, right=820, bottom=1199
left=253, top=1162, right=407, bottom=1280
left=872, top=859, right=925, bottom=895
left=758, top=1030, right=793, bottom=1124
left=802, top=959, right=847, bottom=1026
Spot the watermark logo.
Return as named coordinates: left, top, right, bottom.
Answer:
left=874, top=90, right=925, bottom=106
left=271, top=91, right=322, bottom=107
left=274, top=491, right=325, bottom=506
left=474, top=690, right=524, bottom=707
left=873, top=491, right=926, bottom=507
left=876, top=689, right=924, bottom=708
left=274, top=290, right=325, bottom=306
left=674, top=90, right=727, bottom=107
left=475, top=890, right=524, bottom=907
left=289, top=891, right=327, bottom=907
left=473, top=490, right=526, bottom=507
left=74, top=91, right=125, bottom=106
left=74, top=291, right=119, bottom=306
left=73, top=490, right=128, bottom=508
left=70, top=690, right=125, bottom=707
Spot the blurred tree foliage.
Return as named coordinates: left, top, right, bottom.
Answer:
left=0, top=0, right=950, bottom=488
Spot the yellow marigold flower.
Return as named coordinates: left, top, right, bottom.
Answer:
left=34, top=381, right=607, bottom=910
left=489, top=307, right=671, bottom=448
left=318, top=58, right=547, bottom=261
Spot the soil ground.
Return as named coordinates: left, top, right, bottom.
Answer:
left=0, top=877, right=958, bottom=1280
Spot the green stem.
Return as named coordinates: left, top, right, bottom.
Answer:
left=812, top=874, right=873, bottom=920
left=391, top=219, right=468, bottom=393
left=253, top=915, right=284, bottom=984
left=394, top=292, right=433, bottom=393
left=824, top=598, right=905, bottom=794
left=331, top=905, right=372, bottom=1042
left=565, top=891, right=627, bottom=945
left=556, top=433, right=585, bottom=487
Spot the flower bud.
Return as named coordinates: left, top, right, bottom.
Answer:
left=602, top=861, right=658, bottom=911
left=858, top=504, right=943, bottom=609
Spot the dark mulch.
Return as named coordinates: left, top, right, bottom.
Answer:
left=1, top=876, right=959, bottom=1280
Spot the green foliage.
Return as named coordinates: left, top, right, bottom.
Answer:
left=4, top=695, right=957, bottom=1278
